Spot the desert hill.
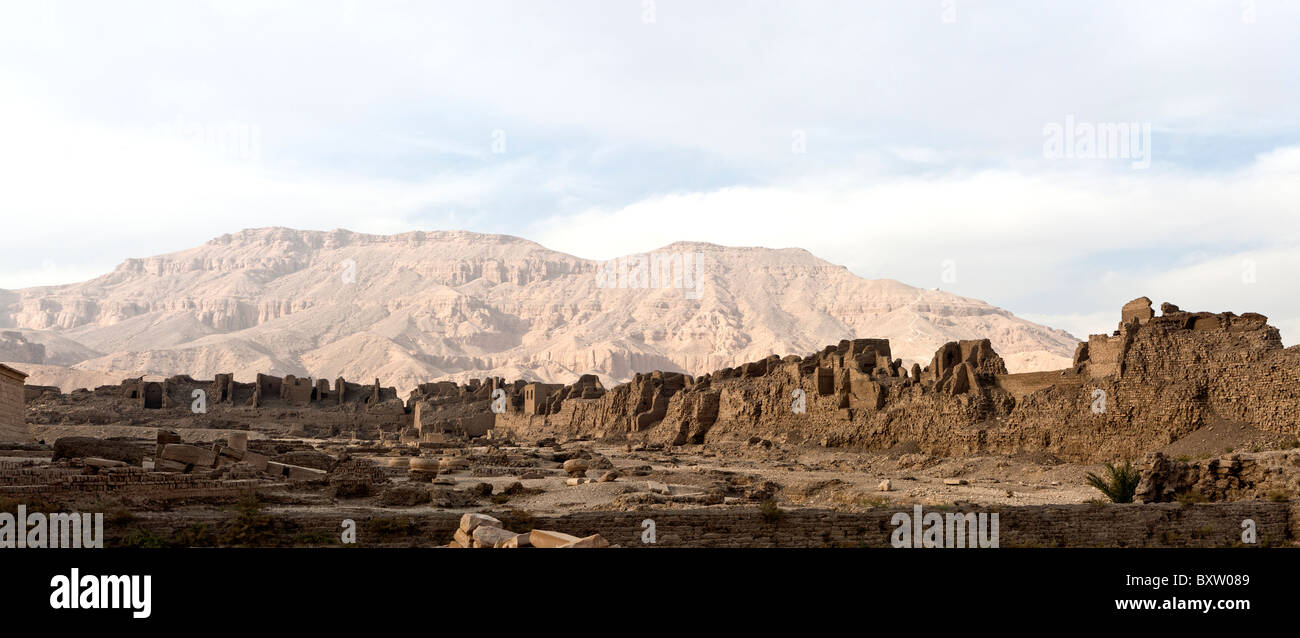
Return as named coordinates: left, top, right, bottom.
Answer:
left=0, top=228, right=1078, bottom=393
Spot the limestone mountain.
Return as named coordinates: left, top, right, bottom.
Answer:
left=0, top=228, right=1078, bottom=393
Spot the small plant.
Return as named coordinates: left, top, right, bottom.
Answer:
left=173, top=523, right=214, bottom=547
left=1267, top=490, right=1290, bottom=503
left=759, top=497, right=785, bottom=523
left=218, top=493, right=278, bottom=546
left=1084, top=461, right=1141, bottom=503
left=1176, top=490, right=1208, bottom=506
left=1279, top=437, right=1299, bottom=450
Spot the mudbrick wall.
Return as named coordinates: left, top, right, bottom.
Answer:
left=101, top=503, right=1294, bottom=548
left=498, top=298, right=1300, bottom=463
left=0, top=364, right=27, bottom=443
left=23, top=298, right=1300, bottom=465
left=1138, top=450, right=1300, bottom=503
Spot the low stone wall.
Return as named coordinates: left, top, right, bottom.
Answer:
left=97, top=502, right=1293, bottom=548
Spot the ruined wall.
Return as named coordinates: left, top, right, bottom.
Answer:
left=495, top=299, right=1300, bottom=464
left=1137, top=450, right=1300, bottom=503
left=25, top=372, right=409, bottom=438
left=0, top=364, right=28, bottom=443
left=24, top=298, right=1299, bottom=466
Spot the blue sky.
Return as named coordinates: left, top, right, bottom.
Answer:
left=1, top=0, right=1298, bottom=341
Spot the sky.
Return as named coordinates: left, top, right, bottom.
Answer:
left=1, top=0, right=1297, bottom=342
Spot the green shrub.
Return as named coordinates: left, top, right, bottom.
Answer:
left=1084, top=461, right=1141, bottom=503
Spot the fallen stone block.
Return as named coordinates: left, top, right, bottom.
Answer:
left=565, top=477, right=591, bottom=486
left=472, top=525, right=517, bottom=548
left=155, top=430, right=182, bottom=456
left=646, top=480, right=671, bottom=495
left=153, top=459, right=188, bottom=473
left=497, top=533, right=531, bottom=548
left=216, top=445, right=246, bottom=463
left=241, top=451, right=270, bottom=472
left=454, top=528, right=473, bottom=548
left=559, top=534, right=610, bottom=548
left=459, top=513, right=502, bottom=534
left=284, top=463, right=327, bottom=480
left=877, top=479, right=892, bottom=492
left=943, top=478, right=969, bottom=486
left=84, top=457, right=128, bottom=469
left=599, top=470, right=620, bottom=482
left=273, top=450, right=337, bottom=471
left=160, top=444, right=217, bottom=467
left=528, top=529, right=581, bottom=548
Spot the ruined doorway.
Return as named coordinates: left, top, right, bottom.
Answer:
left=143, top=382, right=163, bottom=409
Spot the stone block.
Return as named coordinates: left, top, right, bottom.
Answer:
left=528, top=529, right=581, bottom=548
left=160, top=444, right=217, bottom=467
left=558, top=534, right=610, bottom=548
left=472, top=525, right=517, bottom=548
left=459, top=513, right=502, bottom=534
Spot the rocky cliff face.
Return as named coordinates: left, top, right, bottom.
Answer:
left=1, top=227, right=1078, bottom=393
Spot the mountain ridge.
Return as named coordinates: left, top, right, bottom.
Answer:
left=0, top=227, right=1079, bottom=393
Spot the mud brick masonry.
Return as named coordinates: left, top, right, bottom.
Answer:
left=22, top=297, right=1300, bottom=464
left=0, top=364, right=27, bottom=443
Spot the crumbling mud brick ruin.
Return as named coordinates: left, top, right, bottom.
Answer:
left=0, top=364, right=28, bottom=443
left=497, top=297, right=1300, bottom=463
left=5, top=297, right=1300, bottom=548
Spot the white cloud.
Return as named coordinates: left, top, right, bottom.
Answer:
left=530, top=147, right=1300, bottom=343
left=1, top=0, right=1297, bottom=348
